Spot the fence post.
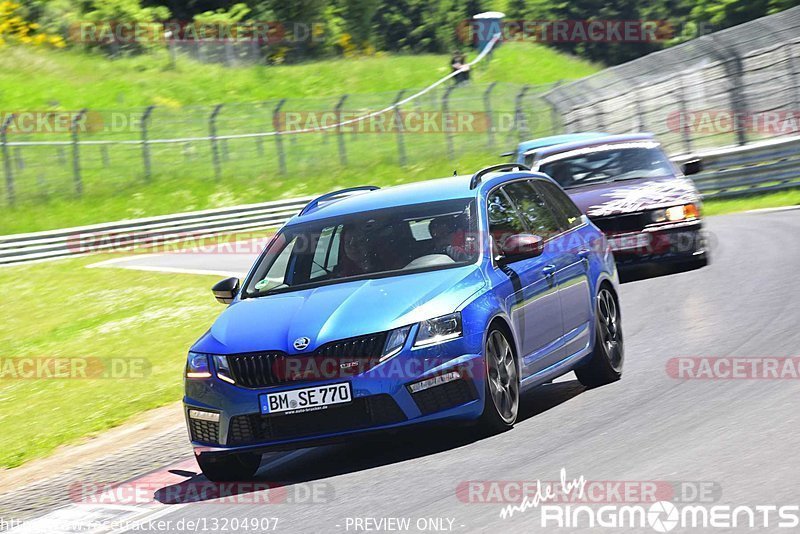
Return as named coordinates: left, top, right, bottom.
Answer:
left=709, top=43, right=749, bottom=146
left=572, top=105, right=583, bottom=132
left=483, top=82, right=497, bottom=147
left=273, top=99, right=287, bottom=174
left=595, top=100, right=606, bottom=131
left=392, top=90, right=407, bottom=166
left=729, top=51, right=749, bottom=146
left=514, top=85, right=530, bottom=142
left=209, top=104, right=223, bottom=180
left=71, top=108, right=87, bottom=196
left=100, top=145, right=110, bottom=167
left=1, top=114, right=14, bottom=206
left=141, top=105, right=155, bottom=181
left=442, top=84, right=456, bottom=160
left=786, top=42, right=800, bottom=112
left=335, top=95, right=348, bottom=166
left=255, top=102, right=267, bottom=157
left=544, top=80, right=563, bottom=135
left=633, top=84, right=646, bottom=132
left=675, top=74, right=693, bottom=153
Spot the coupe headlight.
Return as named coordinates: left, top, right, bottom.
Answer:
left=413, top=312, right=463, bottom=347
left=652, top=203, right=700, bottom=223
left=186, top=351, right=211, bottom=379
left=380, top=326, right=412, bottom=362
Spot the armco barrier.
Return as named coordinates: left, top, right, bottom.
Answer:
left=1, top=135, right=799, bottom=266
left=675, top=134, right=800, bottom=199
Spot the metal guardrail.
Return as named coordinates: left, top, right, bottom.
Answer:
left=1, top=135, right=798, bottom=266
left=676, top=134, right=800, bottom=199
left=0, top=196, right=312, bottom=265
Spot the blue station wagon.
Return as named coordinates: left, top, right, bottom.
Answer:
left=184, top=164, right=624, bottom=480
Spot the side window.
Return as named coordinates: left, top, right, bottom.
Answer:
left=487, top=189, right=526, bottom=255
left=533, top=180, right=583, bottom=231
left=502, top=181, right=561, bottom=239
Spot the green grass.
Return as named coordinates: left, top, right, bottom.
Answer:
left=0, top=42, right=597, bottom=109
left=703, top=189, right=800, bottom=216
left=0, top=42, right=597, bottom=234
left=0, top=255, right=220, bottom=468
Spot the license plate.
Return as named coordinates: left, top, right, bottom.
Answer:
left=259, top=382, right=352, bottom=415
left=609, top=233, right=651, bottom=252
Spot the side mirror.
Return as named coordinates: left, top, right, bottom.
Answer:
left=681, top=158, right=703, bottom=176
left=212, top=277, right=240, bottom=304
left=499, top=151, right=516, bottom=158
left=499, top=234, right=544, bottom=264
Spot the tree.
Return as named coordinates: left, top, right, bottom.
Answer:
left=342, top=0, right=378, bottom=47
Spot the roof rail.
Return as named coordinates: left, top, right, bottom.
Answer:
left=469, top=163, right=530, bottom=189
left=298, top=186, right=380, bottom=216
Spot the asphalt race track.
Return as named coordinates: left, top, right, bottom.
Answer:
left=8, top=207, right=800, bottom=533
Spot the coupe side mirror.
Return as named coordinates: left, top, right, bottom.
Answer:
left=498, top=234, right=544, bottom=264
left=681, top=158, right=703, bottom=176
left=212, top=277, right=240, bottom=304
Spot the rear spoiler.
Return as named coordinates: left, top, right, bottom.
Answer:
left=500, top=151, right=515, bottom=158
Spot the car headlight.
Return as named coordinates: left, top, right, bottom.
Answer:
left=213, top=355, right=235, bottom=384
left=380, top=326, right=412, bottom=362
left=413, top=312, right=463, bottom=347
left=186, top=352, right=211, bottom=379
left=652, top=203, right=700, bottom=223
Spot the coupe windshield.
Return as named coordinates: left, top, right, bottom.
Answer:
left=244, top=199, right=479, bottom=297
left=539, top=146, right=675, bottom=189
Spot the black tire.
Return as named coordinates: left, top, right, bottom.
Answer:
left=479, top=327, right=520, bottom=433
left=575, top=286, right=624, bottom=388
left=196, top=452, right=262, bottom=482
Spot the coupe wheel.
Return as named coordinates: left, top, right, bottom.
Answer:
left=575, top=287, right=624, bottom=388
left=479, top=328, right=520, bottom=432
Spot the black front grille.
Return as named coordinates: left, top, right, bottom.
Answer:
left=410, top=378, right=478, bottom=415
left=227, top=394, right=405, bottom=445
left=226, top=332, right=389, bottom=389
left=189, top=418, right=220, bottom=444
left=227, top=352, right=286, bottom=388
left=590, top=213, right=650, bottom=234
left=316, top=331, right=388, bottom=360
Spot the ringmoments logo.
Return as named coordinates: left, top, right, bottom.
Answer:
left=472, top=468, right=799, bottom=530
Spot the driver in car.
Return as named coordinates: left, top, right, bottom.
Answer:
left=335, top=225, right=378, bottom=277
left=429, top=216, right=470, bottom=262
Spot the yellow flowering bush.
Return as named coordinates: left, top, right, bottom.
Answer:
left=0, top=1, right=65, bottom=47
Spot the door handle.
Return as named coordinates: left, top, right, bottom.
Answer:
left=578, top=248, right=591, bottom=260
left=542, top=264, right=556, bottom=277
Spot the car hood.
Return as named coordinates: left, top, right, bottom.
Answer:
left=565, top=175, right=700, bottom=218
left=193, top=265, right=486, bottom=354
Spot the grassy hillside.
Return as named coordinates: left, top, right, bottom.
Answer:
left=0, top=42, right=597, bottom=108
left=0, top=42, right=598, bottom=234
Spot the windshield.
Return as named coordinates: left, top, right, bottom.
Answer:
left=243, top=199, right=479, bottom=297
left=539, top=146, right=675, bottom=189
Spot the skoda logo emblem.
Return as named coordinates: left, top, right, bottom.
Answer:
left=293, top=337, right=311, bottom=351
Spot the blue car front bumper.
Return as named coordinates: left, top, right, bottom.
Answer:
left=185, top=335, right=487, bottom=458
